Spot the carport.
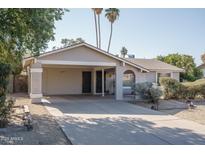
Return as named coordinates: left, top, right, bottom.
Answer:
left=23, top=43, right=150, bottom=102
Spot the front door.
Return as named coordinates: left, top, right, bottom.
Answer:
left=96, top=71, right=106, bottom=93
left=82, top=71, right=91, bottom=93
left=96, top=71, right=102, bottom=93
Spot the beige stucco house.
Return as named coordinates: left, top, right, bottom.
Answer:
left=23, top=42, right=184, bottom=102
left=197, top=64, right=205, bottom=77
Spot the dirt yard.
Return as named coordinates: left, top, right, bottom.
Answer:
left=0, top=93, right=71, bottom=145
left=162, top=103, right=205, bottom=125
left=133, top=99, right=205, bottom=125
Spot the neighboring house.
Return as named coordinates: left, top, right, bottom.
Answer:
left=197, top=64, right=205, bottom=77
left=23, top=42, right=184, bottom=102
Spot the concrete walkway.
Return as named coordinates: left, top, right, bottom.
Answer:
left=43, top=96, right=205, bottom=145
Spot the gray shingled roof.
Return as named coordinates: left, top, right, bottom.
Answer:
left=126, top=58, right=184, bottom=72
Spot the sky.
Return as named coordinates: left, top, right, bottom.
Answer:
left=47, top=8, right=205, bottom=65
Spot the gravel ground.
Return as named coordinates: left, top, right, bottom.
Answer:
left=0, top=93, right=71, bottom=145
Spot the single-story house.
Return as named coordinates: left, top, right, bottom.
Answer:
left=23, top=42, right=184, bottom=102
left=197, top=64, right=205, bottom=77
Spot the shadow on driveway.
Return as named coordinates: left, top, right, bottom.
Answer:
left=42, top=95, right=205, bottom=145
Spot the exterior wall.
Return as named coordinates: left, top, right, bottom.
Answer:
left=42, top=67, right=93, bottom=95
left=172, top=72, right=180, bottom=81
left=145, top=72, right=156, bottom=83
left=38, top=46, right=120, bottom=65
left=28, top=69, right=31, bottom=94
left=115, top=66, right=124, bottom=100
left=203, top=69, right=205, bottom=77
left=31, top=72, right=42, bottom=94
left=30, top=63, right=43, bottom=103
left=134, top=71, right=156, bottom=83
left=201, top=69, right=205, bottom=77
left=106, top=72, right=115, bottom=94
left=115, top=63, right=157, bottom=99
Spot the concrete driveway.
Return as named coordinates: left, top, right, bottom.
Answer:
left=42, top=96, right=205, bottom=145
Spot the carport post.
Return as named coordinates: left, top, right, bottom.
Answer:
left=30, top=63, right=43, bottom=103
left=102, top=68, right=104, bottom=97
left=155, top=72, right=158, bottom=84
left=92, top=69, right=96, bottom=95
left=115, top=66, right=123, bottom=100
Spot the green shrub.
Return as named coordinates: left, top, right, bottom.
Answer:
left=160, top=77, right=205, bottom=100
left=0, top=62, right=13, bottom=128
left=159, top=77, right=183, bottom=99
left=182, top=79, right=205, bottom=99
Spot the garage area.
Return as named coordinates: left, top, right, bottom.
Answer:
left=42, top=66, right=116, bottom=96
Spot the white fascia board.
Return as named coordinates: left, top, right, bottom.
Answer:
left=37, top=60, right=117, bottom=67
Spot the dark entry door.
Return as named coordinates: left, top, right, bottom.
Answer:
left=82, top=71, right=91, bottom=93
left=96, top=71, right=106, bottom=93
left=96, top=71, right=102, bottom=93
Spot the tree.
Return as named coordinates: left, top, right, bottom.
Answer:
left=92, top=9, right=98, bottom=48
left=0, top=62, right=13, bottom=127
left=60, top=37, right=85, bottom=47
left=0, top=9, right=67, bottom=57
left=0, top=8, right=67, bottom=78
left=157, top=53, right=203, bottom=81
left=0, top=9, right=67, bottom=126
left=120, top=46, right=128, bottom=58
left=92, top=8, right=103, bottom=48
left=94, top=8, right=103, bottom=48
left=105, top=8, right=120, bottom=52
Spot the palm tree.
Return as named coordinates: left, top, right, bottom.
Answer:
left=120, top=47, right=128, bottom=58
left=92, top=8, right=98, bottom=47
left=105, top=8, right=120, bottom=52
left=94, top=8, right=103, bottom=48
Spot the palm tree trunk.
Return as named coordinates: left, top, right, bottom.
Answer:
left=98, top=14, right=101, bottom=49
left=107, top=23, right=113, bottom=52
left=93, top=11, right=98, bottom=47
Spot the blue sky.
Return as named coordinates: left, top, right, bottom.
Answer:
left=48, top=8, right=205, bottom=65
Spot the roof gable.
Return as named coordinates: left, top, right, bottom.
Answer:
left=38, top=45, right=120, bottom=64
left=36, top=43, right=150, bottom=72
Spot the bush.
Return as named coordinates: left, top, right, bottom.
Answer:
left=182, top=79, right=205, bottom=99
left=0, top=98, right=14, bottom=127
left=132, top=82, right=153, bottom=99
left=159, top=77, right=183, bottom=99
left=160, top=77, right=205, bottom=100
left=0, top=62, right=13, bottom=128
left=133, top=82, right=163, bottom=106
left=150, top=86, right=163, bottom=103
